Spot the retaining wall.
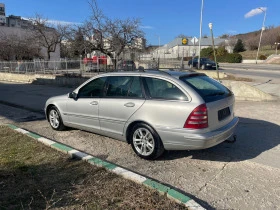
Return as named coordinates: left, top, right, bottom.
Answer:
left=0, top=73, right=91, bottom=87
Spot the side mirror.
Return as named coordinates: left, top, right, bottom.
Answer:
left=68, top=92, right=77, bottom=99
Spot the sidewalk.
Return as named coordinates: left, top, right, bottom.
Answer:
left=244, top=80, right=280, bottom=98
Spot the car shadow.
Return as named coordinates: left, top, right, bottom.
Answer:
left=159, top=117, right=280, bottom=162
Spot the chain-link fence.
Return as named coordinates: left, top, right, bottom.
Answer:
left=0, top=58, right=114, bottom=75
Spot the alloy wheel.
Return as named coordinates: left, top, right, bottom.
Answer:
left=132, top=128, right=155, bottom=156
left=49, top=109, right=60, bottom=129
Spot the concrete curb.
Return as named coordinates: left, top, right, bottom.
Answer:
left=6, top=124, right=205, bottom=210
left=221, top=80, right=277, bottom=101
left=219, top=66, right=277, bottom=72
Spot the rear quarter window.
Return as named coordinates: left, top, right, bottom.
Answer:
left=180, top=75, right=232, bottom=102
left=143, top=77, right=188, bottom=101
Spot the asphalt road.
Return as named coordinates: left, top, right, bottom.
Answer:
left=220, top=63, right=280, bottom=71
left=221, top=68, right=280, bottom=80
left=0, top=81, right=279, bottom=209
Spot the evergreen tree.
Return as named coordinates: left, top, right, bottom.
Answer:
left=233, top=39, right=245, bottom=53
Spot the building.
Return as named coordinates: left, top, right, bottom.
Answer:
left=6, top=15, right=33, bottom=29
left=0, top=3, right=60, bottom=60
left=0, top=3, right=5, bottom=26
left=144, top=37, right=232, bottom=60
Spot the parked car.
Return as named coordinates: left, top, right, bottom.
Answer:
left=188, top=57, right=219, bottom=70
left=117, top=60, right=136, bottom=71
left=45, top=70, right=238, bottom=159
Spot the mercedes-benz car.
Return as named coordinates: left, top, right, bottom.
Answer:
left=45, top=70, right=238, bottom=159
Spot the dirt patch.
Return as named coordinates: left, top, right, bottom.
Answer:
left=0, top=126, right=187, bottom=210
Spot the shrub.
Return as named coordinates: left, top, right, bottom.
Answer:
left=259, top=54, right=267, bottom=60
left=200, top=47, right=213, bottom=57
left=217, top=53, right=242, bottom=63
left=217, top=46, right=228, bottom=56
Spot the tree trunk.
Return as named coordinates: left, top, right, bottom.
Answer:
left=47, top=51, right=51, bottom=61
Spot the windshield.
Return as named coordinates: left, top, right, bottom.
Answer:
left=180, top=75, right=232, bottom=102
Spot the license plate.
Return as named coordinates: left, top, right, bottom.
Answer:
left=218, top=107, right=230, bottom=121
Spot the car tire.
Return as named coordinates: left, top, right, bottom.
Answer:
left=130, top=123, right=164, bottom=160
left=201, top=64, right=206, bottom=70
left=189, top=64, right=193, bottom=68
left=48, top=106, right=65, bottom=131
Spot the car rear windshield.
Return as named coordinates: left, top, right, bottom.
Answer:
left=180, top=75, right=232, bottom=102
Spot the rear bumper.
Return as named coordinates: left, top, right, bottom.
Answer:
left=158, top=117, right=239, bottom=150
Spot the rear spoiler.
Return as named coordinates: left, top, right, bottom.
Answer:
left=179, top=73, right=206, bottom=79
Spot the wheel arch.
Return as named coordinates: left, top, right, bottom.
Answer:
left=46, top=104, right=64, bottom=122
left=125, top=120, right=162, bottom=145
left=46, top=104, right=55, bottom=122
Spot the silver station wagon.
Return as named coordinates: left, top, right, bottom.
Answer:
left=45, top=70, right=238, bottom=159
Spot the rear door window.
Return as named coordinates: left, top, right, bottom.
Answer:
left=180, top=75, right=232, bottom=102
left=128, top=77, right=143, bottom=98
left=143, top=77, right=188, bottom=101
left=105, top=76, right=133, bottom=97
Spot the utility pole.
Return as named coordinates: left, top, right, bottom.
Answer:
left=255, top=8, right=266, bottom=64
left=198, top=0, right=204, bottom=69
left=209, top=23, right=220, bottom=81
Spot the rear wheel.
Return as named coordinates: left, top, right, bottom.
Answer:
left=48, top=106, right=65, bottom=131
left=130, top=123, right=164, bottom=160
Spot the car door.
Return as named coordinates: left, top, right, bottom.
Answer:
left=65, top=77, right=106, bottom=131
left=99, top=76, right=145, bottom=135
left=140, top=76, right=190, bottom=128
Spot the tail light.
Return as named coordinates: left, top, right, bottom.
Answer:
left=184, top=104, right=208, bottom=129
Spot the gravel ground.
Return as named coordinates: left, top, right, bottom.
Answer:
left=0, top=101, right=280, bottom=209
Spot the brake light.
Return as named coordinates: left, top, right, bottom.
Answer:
left=184, top=104, right=208, bottom=129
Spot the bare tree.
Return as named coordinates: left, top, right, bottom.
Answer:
left=233, top=26, right=280, bottom=51
left=219, top=34, right=230, bottom=38
left=0, top=31, right=41, bottom=60
left=76, top=0, right=145, bottom=67
left=30, top=14, right=70, bottom=60
left=61, top=27, right=86, bottom=59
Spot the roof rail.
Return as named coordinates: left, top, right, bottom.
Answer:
left=142, top=69, right=172, bottom=76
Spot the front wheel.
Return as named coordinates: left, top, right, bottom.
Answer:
left=201, top=64, right=206, bottom=70
left=130, top=123, right=164, bottom=160
left=48, top=106, right=65, bottom=131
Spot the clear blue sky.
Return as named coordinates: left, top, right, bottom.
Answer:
left=3, top=0, right=279, bottom=45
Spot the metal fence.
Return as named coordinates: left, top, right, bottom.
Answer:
left=0, top=58, right=191, bottom=76
left=0, top=58, right=114, bottom=75
left=138, top=57, right=190, bottom=70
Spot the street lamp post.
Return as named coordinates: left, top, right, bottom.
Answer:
left=275, top=42, right=280, bottom=55
left=155, top=34, right=160, bottom=69
left=198, top=0, right=204, bottom=69
left=208, top=23, right=220, bottom=81
left=255, top=8, right=267, bottom=64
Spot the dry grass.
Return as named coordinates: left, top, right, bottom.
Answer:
left=221, top=74, right=253, bottom=82
left=240, top=47, right=275, bottom=59
left=0, top=126, right=187, bottom=210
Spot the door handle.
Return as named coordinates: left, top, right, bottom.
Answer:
left=124, top=102, right=135, bottom=107
left=90, top=101, right=98, bottom=105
